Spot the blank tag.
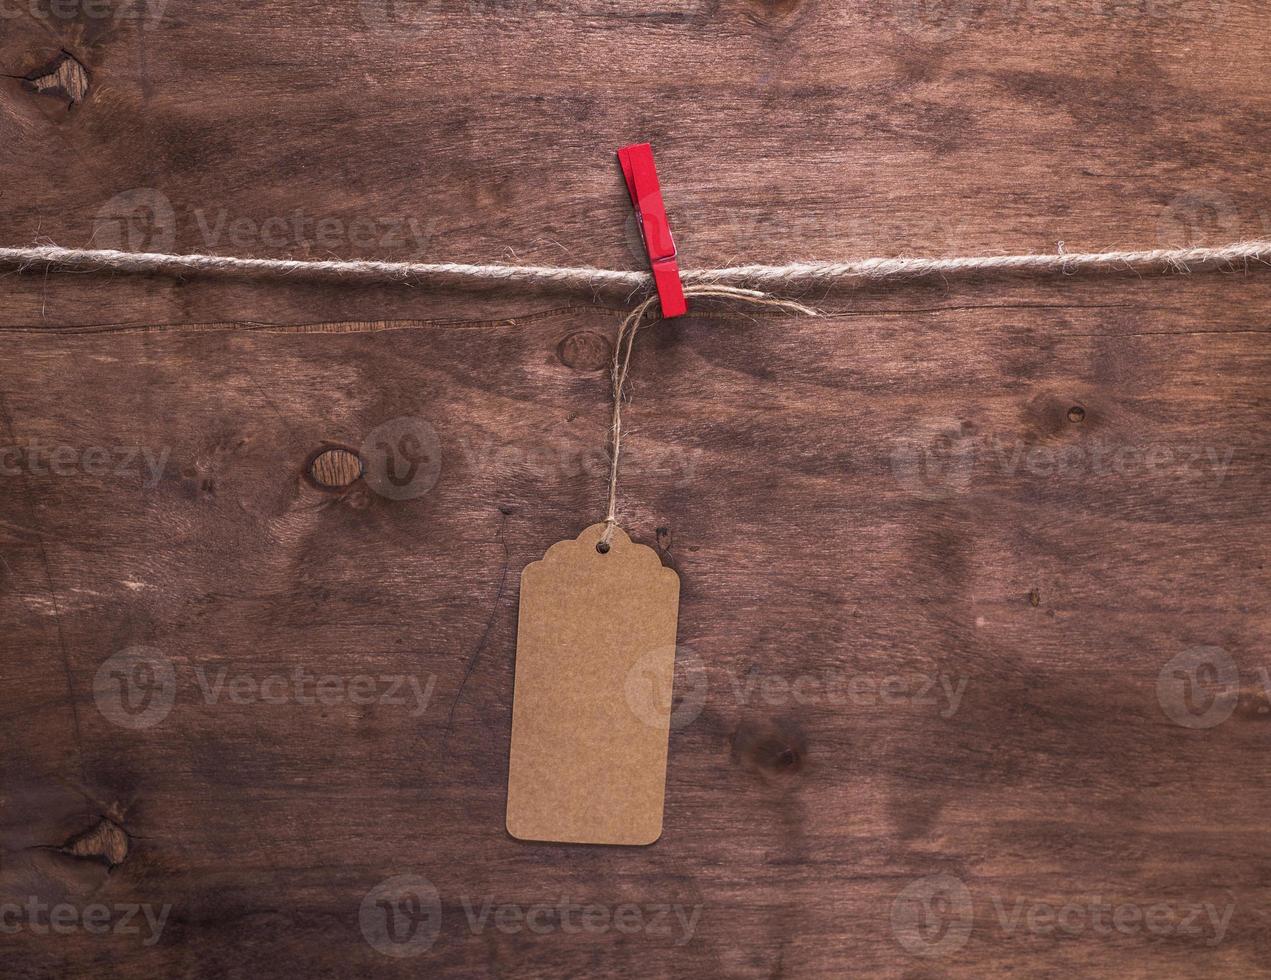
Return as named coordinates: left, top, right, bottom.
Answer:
left=506, top=523, right=681, bottom=845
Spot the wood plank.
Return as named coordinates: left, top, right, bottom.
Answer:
left=0, top=1, right=1267, bottom=976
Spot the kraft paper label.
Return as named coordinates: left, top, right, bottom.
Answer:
left=506, top=523, right=681, bottom=846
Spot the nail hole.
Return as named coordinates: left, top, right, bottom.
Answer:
left=1067, top=406, right=1086, bottom=423
left=596, top=541, right=611, bottom=554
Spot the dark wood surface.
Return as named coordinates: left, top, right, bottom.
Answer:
left=1, top=1, right=1268, bottom=977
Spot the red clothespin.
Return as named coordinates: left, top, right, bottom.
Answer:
left=617, top=142, right=687, bottom=318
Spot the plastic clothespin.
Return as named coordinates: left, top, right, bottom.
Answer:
left=617, top=142, right=687, bottom=318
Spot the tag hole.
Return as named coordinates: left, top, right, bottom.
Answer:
left=596, top=541, right=611, bottom=554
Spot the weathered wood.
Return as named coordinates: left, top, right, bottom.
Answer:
left=0, top=1, right=1268, bottom=977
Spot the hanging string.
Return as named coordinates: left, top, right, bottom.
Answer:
left=599, top=286, right=818, bottom=546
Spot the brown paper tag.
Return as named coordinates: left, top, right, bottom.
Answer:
left=506, top=523, right=681, bottom=845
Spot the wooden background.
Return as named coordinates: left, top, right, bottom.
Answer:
left=1, top=0, right=1269, bottom=976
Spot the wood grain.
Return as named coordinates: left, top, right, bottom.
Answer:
left=0, top=0, right=1268, bottom=977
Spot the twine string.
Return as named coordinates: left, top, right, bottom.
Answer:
left=0, top=240, right=1269, bottom=292
left=599, top=286, right=818, bottom=546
